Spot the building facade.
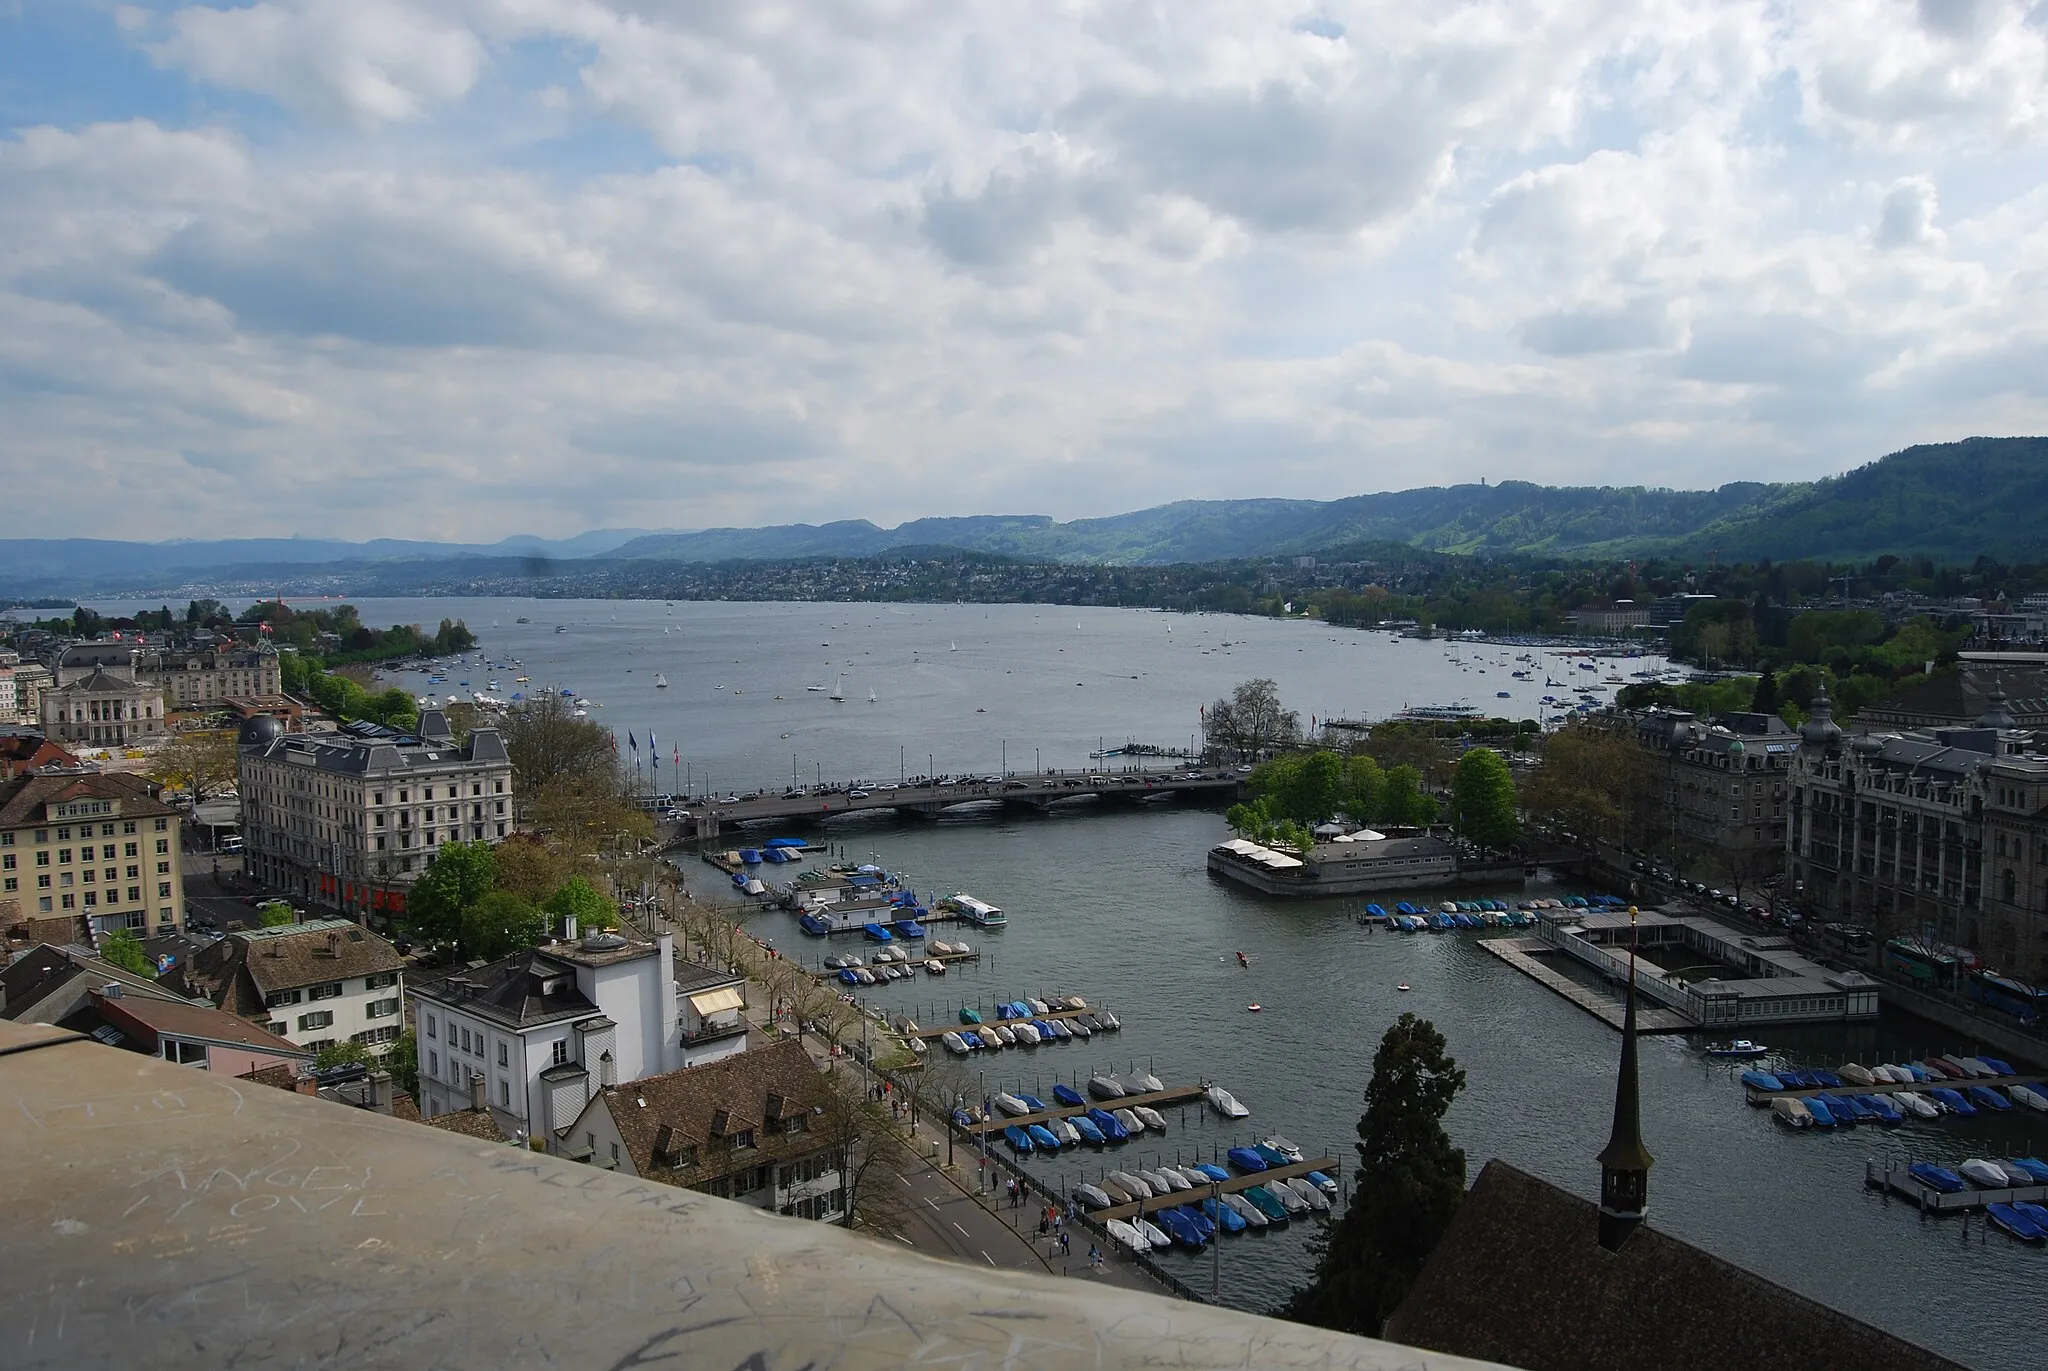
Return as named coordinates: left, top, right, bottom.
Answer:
left=1626, top=708, right=1796, bottom=890
left=408, top=929, right=748, bottom=1142
left=169, top=918, right=408, bottom=1055
left=235, top=710, right=513, bottom=921
left=0, top=772, right=184, bottom=938
left=39, top=668, right=168, bottom=747
left=1978, top=756, right=2048, bottom=981
left=138, top=641, right=282, bottom=710
left=563, top=1038, right=847, bottom=1223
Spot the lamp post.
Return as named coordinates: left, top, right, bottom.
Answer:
left=977, top=1069, right=988, bottom=1193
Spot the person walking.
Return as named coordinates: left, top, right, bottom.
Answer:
left=1060, top=1230, right=1070, bottom=1256
left=1089, top=1244, right=1102, bottom=1271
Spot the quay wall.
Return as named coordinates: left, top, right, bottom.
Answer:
left=1205, top=852, right=1526, bottom=898
left=1876, top=979, right=2048, bottom=1072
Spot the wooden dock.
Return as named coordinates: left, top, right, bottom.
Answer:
left=962, top=1082, right=1204, bottom=1135
left=1092, top=1156, right=1340, bottom=1223
left=1865, top=1160, right=2048, bottom=1212
left=807, top=948, right=981, bottom=980
left=1744, top=1072, right=2044, bottom=1102
left=907, top=1005, right=1114, bottom=1045
left=1481, top=936, right=1695, bottom=1033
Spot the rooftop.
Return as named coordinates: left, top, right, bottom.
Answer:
left=0, top=770, right=173, bottom=829
left=243, top=711, right=508, bottom=776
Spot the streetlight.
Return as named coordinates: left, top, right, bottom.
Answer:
left=976, top=1068, right=987, bottom=1193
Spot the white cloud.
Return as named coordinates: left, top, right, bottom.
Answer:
left=1, top=0, right=2047, bottom=540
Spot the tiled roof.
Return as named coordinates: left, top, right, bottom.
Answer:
left=595, top=1039, right=831, bottom=1180
left=96, top=991, right=309, bottom=1055
left=410, top=948, right=602, bottom=1030
left=0, top=772, right=173, bottom=829
left=1384, top=1160, right=1965, bottom=1371
left=424, top=1107, right=511, bottom=1142
left=177, top=919, right=404, bottom=1006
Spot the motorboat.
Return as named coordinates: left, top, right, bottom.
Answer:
left=1927, top=1056, right=1969, bottom=1078
left=1808, top=1068, right=1843, bottom=1088
left=925, top=958, right=946, bottom=975
left=1986, top=1203, right=2047, bottom=1243
left=959, top=1032, right=982, bottom=1050
left=995, top=1092, right=1030, bottom=1117
left=1088, top=1076, right=1127, bottom=1100
left=1136, top=1217, right=1172, bottom=1249
left=1770, top=1097, right=1812, bottom=1128
left=1891, top=1092, right=1940, bottom=1119
left=977, top=1029, right=1002, bottom=1051
left=1306, top=1170, right=1339, bottom=1196
left=1803, top=1096, right=1835, bottom=1127
left=1004, top=1125, right=1033, bottom=1153
left=1285, top=1178, right=1332, bottom=1212
left=1154, top=1208, right=1205, bottom=1249
left=1108, top=1170, right=1151, bottom=1200
left=989, top=1024, right=1018, bottom=1047
left=1041, top=1019, right=1072, bottom=1041
left=1010, top=1021, right=1040, bottom=1044
left=1201, top=1197, right=1248, bottom=1233
left=1155, top=1168, right=1194, bottom=1192
left=1838, top=1063, right=1875, bottom=1087
left=1086, top=1108, right=1129, bottom=1143
left=1979, top=1056, right=2017, bottom=1077
left=1070, top=1114, right=1105, bottom=1145
left=2013, top=1085, right=2048, bottom=1112
left=1096, top=1010, right=1121, bottom=1030
left=1706, top=1039, right=1770, bottom=1058
left=1260, top=1135, right=1305, bottom=1164
left=1960, top=1158, right=2014, bottom=1188
left=1176, top=1204, right=1216, bottom=1241
left=1856, top=1094, right=1903, bottom=1125
left=1105, top=1219, right=1149, bottom=1253
left=941, top=1031, right=968, bottom=1055
left=1052, top=1083, right=1087, bottom=1108
left=1226, top=1146, right=1269, bottom=1173
left=958, top=1006, right=982, bottom=1025
left=1267, top=1182, right=1309, bottom=1215
left=1967, top=1085, right=2013, bottom=1112
left=1075, top=1183, right=1114, bottom=1210
left=1996, top=1161, right=2037, bottom=1186
left=1207, top=1085, right=1251, bottom=1119
left=1251, top=1143, right=1292, bottom=1168
left=1120, top=1071, right=1164, bottom=1095
left=1739, top=1071, right=1784, bottom=1093
left=1027, top=1124, right=1061, bottom=1150
left=1190, top=1163, right=1230, bottom=1184
left=1775, top=1069, right=1814, bottom=1090
left=1133, top=1105, right=1167, bottom=1132
left=1113, top=1108, right=1143, bottom=1136
left=1096, top=1178, right=1133, bottom=1205
left=1928, top=1087, right=1976, bottom=1115
left=1867, top=1065, right=1898, bottom=1084
left=1241, top=1186, right=1290, bottom=1222
left=2010, top=1157, right=2048, bottom=1184
left=1222, top=1193, right=1268, bottom=1229
left=1956, top=1057, right=1997, bottom=1078
left=1065, top=1018, right=1093, bottom=1039
left=1907, top=1162, right=1966, bottom=1193
left=1139, top=1169, right=1176, bottom=1197
left=1027, top=998, right=1050, bottom=1015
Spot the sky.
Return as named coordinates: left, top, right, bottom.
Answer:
left=5, top=0, right=2048, bottom=543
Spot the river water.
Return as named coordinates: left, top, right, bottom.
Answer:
left=220, top=598, right=2045, bottom=1368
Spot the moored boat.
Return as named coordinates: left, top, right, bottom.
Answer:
left=1839, top=1063, right=1875, bottom=1086
left=1088, top=1076, right=1127, bottom=1100
left=1003, top=1124, right=1032, bottom=1152
left=1076, top=1183, right=1114, bottom=1209
left=1027, top=1123, right=1061, bottom=1150
left=1052, top=1083, right=1086, bottom=1108
left=1221, top=1193, right=1269, bottom=1229
left=1071, top=1114, right=1105, bottom=1145
left=1959, top=1158, right=2013, bottom=1188
left=1207, top=1085, right=1251, bottom=1118
left=1226, top=1146, right=1269, bottom=1173
left=1105, top=1219, right=1149, bottom=1252
left=1907, top=1162, right=1965, bottom=1193
left=1134, top=1105, right=1168, bottom=1132
left=1770, top=1097, right=1812, bottom=1128
left=1242, top=1185, right=1290, bottom=1222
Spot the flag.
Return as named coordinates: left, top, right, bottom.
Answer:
left=648, top=731, right=657, bottom=755
left=609, top=731, right=618, bottom=753
left=629, top=732, right=638, bottom=752
left=673, top=745, right=680, bottom=765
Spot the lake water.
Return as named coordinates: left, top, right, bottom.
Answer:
left=202, top=598, right=2045, bottom=1368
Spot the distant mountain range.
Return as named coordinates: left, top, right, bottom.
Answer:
left=2, top=438, right=2042, bottom=597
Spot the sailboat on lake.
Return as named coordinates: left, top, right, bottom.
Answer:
left=829, top=676, right=844, bottom=702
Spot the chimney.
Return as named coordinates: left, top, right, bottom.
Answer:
left=469, top=1070, right=486, bottom=1113
left=367, top=1070, right=392, bottom=1114
left=318, top=931, right=340, bottom=958
left=101, top=982, right=123, bottom=1000
left=564, top=915, right=578, bottom=943
left=652, top=1124, right=675, bottom=1165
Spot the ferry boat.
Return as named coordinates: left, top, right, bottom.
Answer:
left=1397, top=703, right=1482, bottom=722
left=939, top=893, right=1006, bottom=927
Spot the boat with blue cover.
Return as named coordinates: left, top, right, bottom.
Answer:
left=1306, top=1170, right=1338, bottom=1195
left=1979, top=1056, right=2017, bottom=1077
left=1227, top=1146, right=1269, bottom=1172
left=1071, top=1114, right=1105, bottom=1144
left=1363, top=903, right=1387, bottom=920
left=1190, top=1162, right=1230, bottom=1184
left=1928, top=1086, right=1975, bottom=1115
left=1804, top=1096, right=1837, bottom=1127
left=1155, top=1207, right=1205, bottom=1248
left=799, top=913, right=831, bottom=935
left=1252, top=1143, right=1292, bottom=1168
left=1085, top=1108, right=1129, bottom=1142
left=1177, top=1205, right=1216, bottom=1240
left=1052, top=1083, right=1086, bottom=1107
left=1831, top=1094, right=1873, bottom=1123
left=2015, top=1201, right=2048, bottom=1231
left=1740, top=1070, right=1784, bottom=1092
left=837, top=968, right=859, bottom=985
left=1027, top=1123, right=1060, bottom=1149
left=1775, top=1068, right=1812, bottom=1088
left=1017, top=1093, right=1047, bottom=1112
left=2010, top=1157, right=2048, bottom=1184
left=1856, top=1094, right=1903, bottom=1125
left=863, top=922, right=893, bottom=941
left=1809, top=1068, right=1842, bottom=1088
left=895, top=919, right=925, bottom=939
left=1968, top=1085, right=2013, bottom=1111
left=1909, top=1162, right=1966, bottom=1193
left=1986, top=1203, right=2046, bottom=1242
left=1004, top=1125, right=1032, bottom=1152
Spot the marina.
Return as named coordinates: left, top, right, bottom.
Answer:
left=1089, top=1156, right=1342, bottom=1224
left=1865, top=1160, right=2048, bottom=1215
left=959, top=1082, right=1207, bottom=1134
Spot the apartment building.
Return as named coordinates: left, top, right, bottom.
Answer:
left=1979, top=755, right=2048, bottom=981
left=167, top=918, right=408, bottom=1055
left=138, top=640, right=282, bottom=709
left=39, top=644, right=168, bottom=748
left=409, top=928, right=748, bottom=1142
left=563, top=1038, right=846, bottom=1223
left=236, top=710, right=512, bottom=921
left=1624, top=707, right=1796, bottom=886
left=0, top=771, right=184, bottom=938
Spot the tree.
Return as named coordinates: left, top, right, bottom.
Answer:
left=151, top=729, right=239, bottom=800
left=406, top=841, right=499, bottom=949
left=462, top=890, right=547, bottom=961
left=503, top=693, right=618, bottom=796
left=389, top=1028, right=419, bottom=1095
left=543, top=876, right=617, bottom=933
left=1450, top=748, right=1519, bottom=851
left=1520, top=724, right=1660, bottom=853
left=1379, top=765, right=1439, bottom=827
left=1249, top=750, right=1344, bottom=824
left=1285, top=1013, right=1467, bottom=1335
left=490, top=833, right=583, bottom=905
left=1750, top=669, right=1779, bottom=715
left=100, top=928, right=151, bottom=977
left=313, top=1040, right=373, bottom=1071
left=1341, top=755, right=1385, bottom=826
left=258, top=900, right=296, bottom=927
left=1203, top=678, right=1301, bottom=761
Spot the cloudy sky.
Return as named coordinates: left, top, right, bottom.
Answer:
left=5, top=1, right=2048, bottom=543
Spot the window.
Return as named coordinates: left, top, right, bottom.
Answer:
left=0, top=854, right=11, bottom=870
left=734, top=1129, right=755, bottom=1150
left=365, top=971, right=398, bottom=990
left=551, top=1040, right=569, bottom=1066
left=297, top=1010, right=334, bottom=1031
left=2, top=879, right=13, bottom=893
left=57, top=848, right=71, bottom=864
left=123, top=821, right=136, bottom=835
left=365, top=998, right=400, bottom=1019
left=38, top=896, right=51, bottom=913
left=154, top=818, right=167, bottom=831
left=124, top=842, right=137, bottom=857
left=429, top=1050, right=439, bottom=1074
left=267, top=989, right=303, bottom=1008
left=56, top=827, right=70, bottom=841
left=155, top=839, right=169, bottom=854
left=460, top=1028, right=472, bottom=1052
left=156, top=862, right=170, bottom=875
left=497, top=1042, right=508, bottom=1066
left=35, top=851, right=48, bottom=867
left=500, top=1080, right=511, bottom=1107
left=426, top=1014, right=437, bottom=1039
left=157, top=882, right=171, bottom=898
left=610, top=1141, right=620, bottom=1164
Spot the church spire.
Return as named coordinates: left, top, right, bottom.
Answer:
left=1597, top=905, right=1653, bottom=1252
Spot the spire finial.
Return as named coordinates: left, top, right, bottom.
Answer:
left=1598, top=905, right=1653, bottom=1252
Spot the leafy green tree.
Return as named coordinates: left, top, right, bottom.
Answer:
left=99, top=928, right=151, bottom=977
left=1450, top=748, right=1519, bottom=851
left=1285, top=1013, right=1467, bottom=1335
left=543, top=876, right=617, bottom=933
left=462, top=890, right=547, bottom=961
left=1341, top=755, right=1385, bottom=825
left=1380, top=765, right=1439, bottom=827
left=1249, top=750, right=1344, bottom=824
left=406, top=841, right=499, bottom=949
left=314, top=1040, right=373, bottom=1071
left=258, top=900, right=296, bottom=927
left=389, top=1028, right=419, bottom=1095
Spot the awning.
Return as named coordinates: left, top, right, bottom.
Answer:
left=687, top=986, right=746, bottom=1015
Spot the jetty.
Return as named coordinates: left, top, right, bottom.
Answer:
left=1865, top=1160, right=2048, bottom=1212
left=807, top=948, right=981, bottom=980
left=906, top=1005, right=1114, bottom=1044
left=1480, top=937, right=1694, bottom=1033
left=962, top=1082, right=1203, bottom=1135
left=1744, top=1070, right=2044, bottom=1103
left=1091, top=1156, right=1341, bottom=1223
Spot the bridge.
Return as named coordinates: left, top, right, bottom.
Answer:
left=670, top=769, right=1243, bottom=840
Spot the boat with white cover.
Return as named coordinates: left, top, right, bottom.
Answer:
left=1207, top=1085, right=1250, bottom=1118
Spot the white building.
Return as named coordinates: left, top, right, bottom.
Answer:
left=409, top=929, right=749, bottom=1143
left=169, top=918, right=408, bottom=1055
left=235, top=709, right=513, bottom=923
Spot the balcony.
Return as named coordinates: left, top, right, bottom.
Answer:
left=0, top=1019, right=1492, bottom=1371
left=680, top=1015, right=749, bottom=1046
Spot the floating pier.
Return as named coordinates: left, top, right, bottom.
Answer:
left=1865, top=1160, right=2048, bottom=1213
left=1480, top=936, right=1694, bottom=1033
left=807, top=948, right=981, bottom=980
left=1091, top=1156, right=1340, bottom=1223
left=1744, top=1071, right=2044, bottom=1103
left=905, top=1005, right=1115, bottom=1045
left=961, top=1082, right=1205, bottom=1135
